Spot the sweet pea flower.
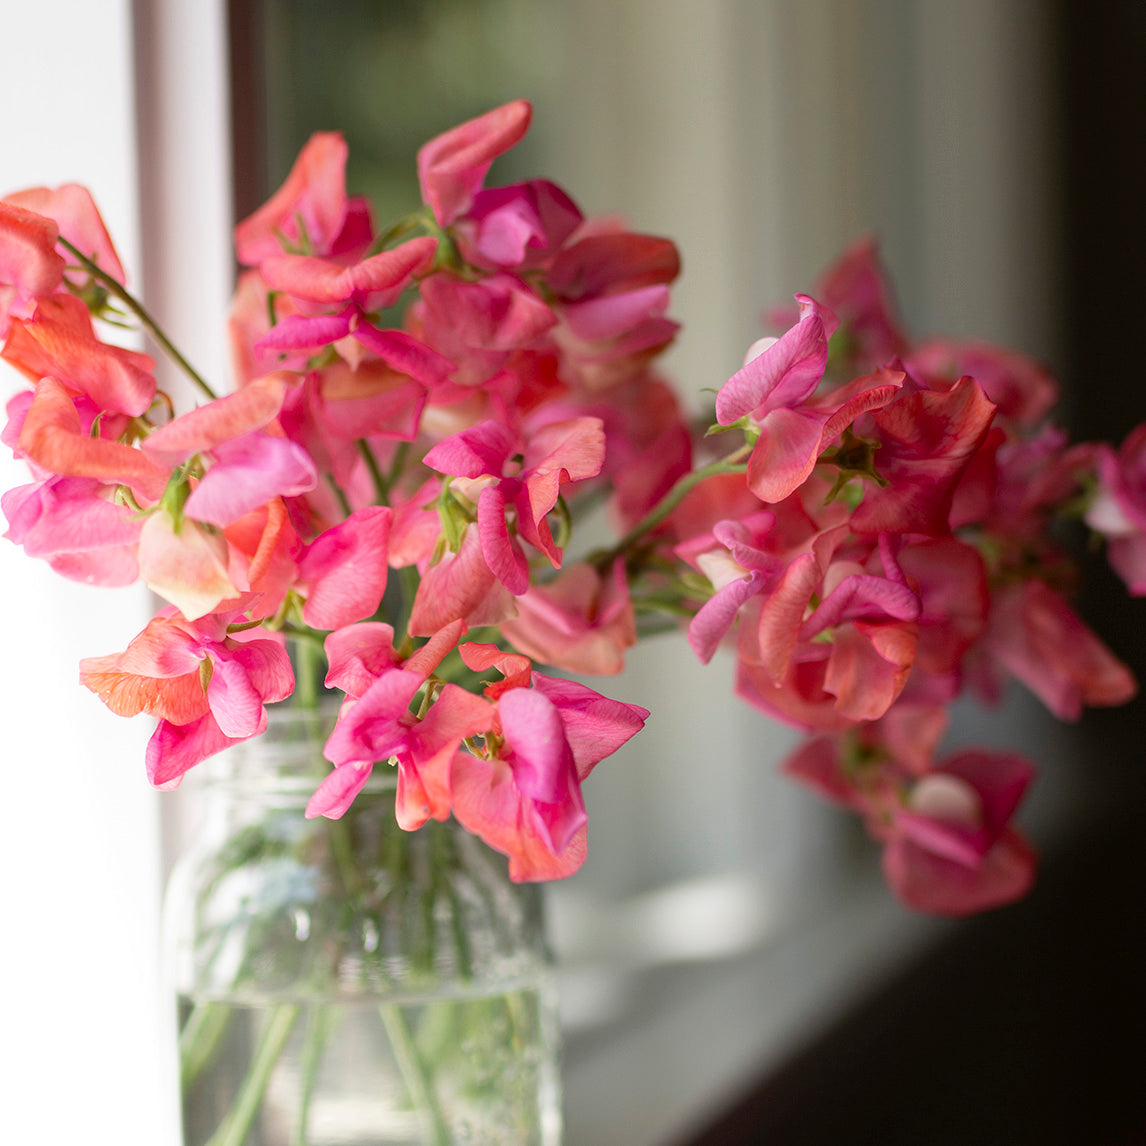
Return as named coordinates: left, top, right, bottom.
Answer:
left=16, top=376, right=167, bottom=498
left=417, top=99, right=532, bottom=226
left=983, top=580, right=1136, bottom=720
left=312, top=622, right=489, bottom=828
left=4, top=183, right=126, bottom=286
left=142, top=371, right=316, bottom=528
left=80, top=606, right=293, bottom=787
left=3, top=293, right=156, bottom=416
left=2, top=474, right=143, bottom=586
left=234, top=131, right=355, bottom=265
left=1086, top=423, right=1146, bottom=594
left=848, top=374, right=998, bottom=537
left=0, top=200, right=66, bottom=335
left=714, top=299, right=907, bottom=503
left=499, top=560, right=637, bottom=674
left=459, top=180, right=583, bottom=270
left=413, top=271, right=557, bottom=386
left=295, top=506, right=393, bottom=630
left=448, top=644, right=649, bottom=880
left=422, top=416, right=604, bottom=602
left=883, top=752, right=1037, bottom=916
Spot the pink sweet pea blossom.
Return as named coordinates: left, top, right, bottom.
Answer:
left=3, top=293, right=156, bottom=416
left=143, top=371, right=316, bottom=528
left=848, top=374, right=998, bottom=537
left=499, top=560, right=637, bottom=674
left=459, top=180, right=583, bottom=270
left=417, top=99, right=532, bottom=226
left=1086, top=423, right=1146, bottom=594
left=80, top=607, right=293, bottom=787
left=2, top=474, right=142, bottom=586
left=449, top=645, right=649, bottom=880
left=313, top=626, right=489, bottom=828
left=422, top=416, right=605, bottom=599
left=0, top=200, right=66, bottom=335
left=5, top=183, right=126, bottom=285
left=234, top=131, right=355, bottom=265
left=983, top=580, right=1136, bottom=720
left=296, top=506, right=393, bottom=630
left=883, top=752, right=1037, bottom=916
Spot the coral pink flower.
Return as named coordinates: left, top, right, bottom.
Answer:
left=234, top=132, right=355, bottom=265
left=80, top=607, right=293, bottom=787
left=0, top=201, right=66, bottom=335
left=3, top=293, right=156, bottom=416
left=5, top=183, right=126, bottom=285
left=414, top=271, right=557, bottom=385
left=143, top=371, right=316, bottom=528
left=417, top=99, right=533, bottom=226
left=313, top=632, right=490, bottom=827
left=848, top=375, right=998, bottom=537
left=423, top=416, right=605, bottom=597
left=17, top=377, right=167, bottom=498
left=715, top=300, right=906, bottom=503
left=499, top=560, right=637, bottom=674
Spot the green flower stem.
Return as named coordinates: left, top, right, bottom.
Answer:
left=57, top=236, right=219, bottom=401
left=379, top=1003, right=451, bottom=1146
left=293, top=1005, right=337, bottom=1146
left=179, top=1000, right=232, bottom=1090
left=590, top=451, right=750, bottom=572
left=358, top=439, right=389, bottom=503
left=205, top=1003, right=300, bottom=1146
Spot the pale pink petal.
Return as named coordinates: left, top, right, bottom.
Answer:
left=185, top=434, right=317, bottom=528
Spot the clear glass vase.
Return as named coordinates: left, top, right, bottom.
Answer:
left=165, top=710, right=562, bottom=1146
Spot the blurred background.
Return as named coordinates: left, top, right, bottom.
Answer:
left=2, top=1, right=1144, bottom=1142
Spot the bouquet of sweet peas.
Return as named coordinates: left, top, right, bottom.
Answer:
left=3, top=99, right=1142, bottom=915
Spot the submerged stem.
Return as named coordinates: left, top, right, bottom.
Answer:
left=205, top=1003, right=300, bottom=1146
left=379, top=1003, right=451, bottom=1146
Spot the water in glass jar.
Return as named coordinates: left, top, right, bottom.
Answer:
left=178, top=985, right=560, bottom=1146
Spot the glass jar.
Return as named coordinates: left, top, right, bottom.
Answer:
left=165, top=710, right=562, bottom=1146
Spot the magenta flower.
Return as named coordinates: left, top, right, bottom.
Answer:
left=423, top=416, right=605, bottom=598
left=449, top=649, right=649, bottom=881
